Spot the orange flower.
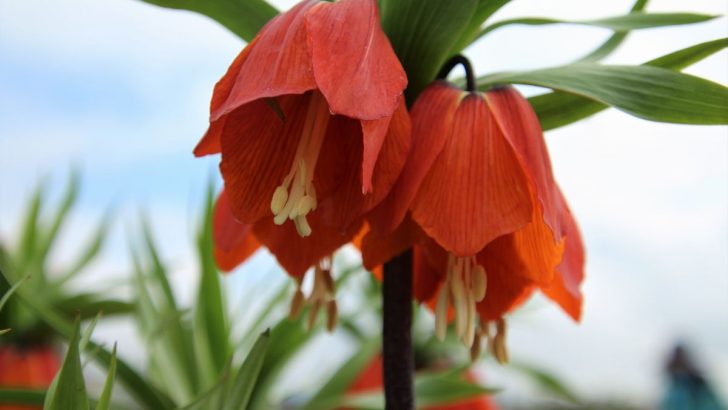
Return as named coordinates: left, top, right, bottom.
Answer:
left=195, top=0, right=409, bottom=238
left=0, top=345, right=59, bottom=410
left=198, top=0, right=411, bottom=330
left=363, top=74, right=585, bottom=359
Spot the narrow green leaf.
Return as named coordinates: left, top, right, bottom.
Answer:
left=380, top=0, right=478, bottom=103
left=79, top=311, right=102, bottom=352
left=0, top=329, right=10, bottom=335
left=44, top=317, right=90, bottom=410
left=452, top=0, right=512, bottom=52
left=478, top=12, right=715, bottom=39
left=55, top=295, right=135, bottom=319
left=37, top=170, right=79, bottom=263
left=140, top=216, right=177, bottom=309
left=194, top=184, right=229, bottom=386
left=480, top=63, right=728, bottom=125
left=223, top=330, right=270, bottom=410
left=415, top=374, right=497, bottom=407
left=18, top=183, right=44, bottom=271
left=577, top=0, right=648, bottom=62
left=95, top=343, right=117, bottom=410
left=300, top=339, right=379, bottom=410
left=0, top=389, right=46, bottom=406
left=138, top=0, right=278, bottom=42
left=511, top=362, right=578, bottom=402
left=0, top=271, right=32, bottom=313
left=57, top=212, right=112, bottom=284
left=528, top=38, right=728, bottom=130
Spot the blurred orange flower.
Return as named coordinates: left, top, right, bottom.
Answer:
left=0, top=345, right=59, bottom=410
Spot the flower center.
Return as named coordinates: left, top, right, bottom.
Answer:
left=270, top=92, right=330, bottom=237
left=435, top=254, right=487, bottom=348
left=288, top=257, right=338, bottom=332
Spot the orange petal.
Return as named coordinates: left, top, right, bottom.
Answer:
left=413, top=244, right=445, bottom=303
left=542, top=188, right=585, bottom=321
left=360, top=100, right=410, bottom=194
left=487, top=188, right=565, bottom=286
left=213, top=190, right=261, bottom=272
left=412, top=92, right=533, bottom=256
left=367, top=82, right=460, bottom=235
left=220, top=93, right=310, bottom=224
left=316, top=103, right=411, bottom=231
left=211, top=0, right=318, bottom=121
left=253, top=211, right=363, bottom=278
left=486, top=86, right=563, bottom=242
left=476, top=243, right=537, bottom=321
left=305, top=0, right=406, bottom=120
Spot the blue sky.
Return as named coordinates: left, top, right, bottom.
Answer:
left=0, top=0, right=726, bottom=406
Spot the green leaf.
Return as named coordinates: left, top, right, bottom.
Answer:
left=138, top=0, right=278, bottom=42
left=300, top=339, right=380, bottom=410
left=380, top=0, right=478, bottom=103
left=576, top=0, right=648, bottom=62
left=193, top=184, right=230, bottom=387
left=529, top=38, right=728, bottom=130
left=451, top=0, right=512, bottom=52
left=0, top=271, right=32, bottom=313
left=44, top=318, right=90, bottom=410
left=478, top=12, right=716, bottom=38
left=17, top=182, right=44, bottom=272
left=56, top=211, right=112, bottom=284
left=511, top=362, right=578, bottom=402
left=0, top=389, right=46, bottom=406
left=223, top=330, right=270, bottom=410
left=479, top=63, right=728, bottom=125
left=37, top=170, right=79, bottom=263
left=414, top=372, right=498, bottom=407
left=55, top=294, right=135, bottom=319
left=95, top=344, right=117, bottom=410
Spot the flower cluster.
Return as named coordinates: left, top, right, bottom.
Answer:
left=197, top=0, right=585, bottom=357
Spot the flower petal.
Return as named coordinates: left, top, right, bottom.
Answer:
left=220, top=94, right=310, bottom=224
left=367, top=82, right=460, bottom=234
left=211, top=0, right=318, bottom=121
left=213, top=190, right=261, bottom=272
left=305, top=0, right=407, bottom=120
left=412, top=93, right=533, bottom=256
left=317, top=102, right=411, bottom=230
left=542, top=188, right=585, bottom=321
left=476, top=244, right=536, bottom=321
left=253, top=211, right=363, bottom=278
left=486, top=86, right=563, bottom=242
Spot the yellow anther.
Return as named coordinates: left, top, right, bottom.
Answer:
left=471, top=265, right=487, bottom=302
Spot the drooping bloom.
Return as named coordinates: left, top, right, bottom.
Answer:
left=363, top=77, right=585, bottom=360
left=195, top=0, right=409, bottom=237
left=196, top=0, right=411, bottom=328
left=0, top=345, right=60, bottom=410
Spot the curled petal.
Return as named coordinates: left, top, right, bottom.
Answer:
left=306, top=0, right=407, bottom=120
left=412, top=92, right=533, bottom=256
left=361, top=215, right=421, bottom=271
left=213, top=191, right=261, bottom=272
left=487, top=86, right=563, bottom=242
left=542, top=188, right=585, bottom=321
left=475, top=245, right=536, bottom=321
left=212, top=0, right=318, bottom=121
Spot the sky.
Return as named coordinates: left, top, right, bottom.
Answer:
left=0, top=0, right=726, bottom=407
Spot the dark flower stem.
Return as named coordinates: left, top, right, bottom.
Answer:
left=382, top=250, right=414, bottom=410
left=436, top=54, right=477, bottom=93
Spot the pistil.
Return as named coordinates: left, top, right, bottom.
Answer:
left=270, top=92, right=330, bottom=237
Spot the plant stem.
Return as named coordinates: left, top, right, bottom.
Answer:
left=382, top=250, right=414, bottom=410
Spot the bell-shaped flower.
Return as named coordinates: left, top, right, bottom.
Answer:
left=362, top=76, right=585, bottom=359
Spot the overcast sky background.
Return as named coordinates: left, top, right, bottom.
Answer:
left=0, top=0, right=726, bottom=407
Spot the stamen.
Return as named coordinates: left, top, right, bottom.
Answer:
left=470, top=327, right=483, bottom=362
left=437, top=253, right=489, bottom=348
left=287, top=257, right=338, bottom=332
left=493, top=318, right=509, bottom=364
left=270, top=92, right=330, bottom=236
